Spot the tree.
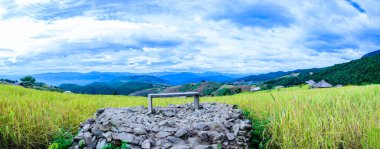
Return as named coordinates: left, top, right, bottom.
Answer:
left=20, top=76, right=36, bottom=88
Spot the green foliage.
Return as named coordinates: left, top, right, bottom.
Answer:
left=242, top=110, right=271, bottom=149
left=0, top=78, right=18, bottom=84
left=48, top=128, right=73, bottom=149
left=212, top=85, right=242, bottom=96
left=79, top=140, right=85, bottom=149
left=20, top=76, right=36, bottom=88
left=101, top=142, right=130, bottom=149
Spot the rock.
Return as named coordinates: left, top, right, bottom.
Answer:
left=82, top=124, right=91, bottom=131
left=197, top=131, right=209, bottom=141
left=156, top=131, right=171, bottom=138
left=102, top=131, right=112, bottom=142
left=163, top=110, right=176, bottom=117
left=70, top=103, right=252, bottom=148
left=141, top=139, right=151, bottom=149
left=96, top=139, right=106, bottom=149
left=171, top=145, right=191, bottom=149
left=159, top=121, right=173, bottom=127
left=163, top=142, right=173, bottom=148
left=233, top=124, right=240, bottom=134
left=187, top=137, right=201, bottom=145
left=167, top=136, right=183, bottom=144
left=207, top=131, right=223, bottom=141
left=83, top=132, right=92, bottom=144
left=195, top=123, right=211, bottom=131
left=240, top=123, right=252, bottom=130
left=163, top=127, right=178, bottom=132
left=98, top=122, right=113, bottom=131
left=223, top=142, right=228, bottom=146
left=134, top=127, right=147, bottom=135
left=226, top=133, right=235, bottom=141
left=112, top=133, right=139, bottom=145
left=174, top=129, right=188, bottom=138
left=91, top=127, right=103, bottom=137
left=193, top=145, right=213, bottom=149
left=96, top=109, right=105, bottom=116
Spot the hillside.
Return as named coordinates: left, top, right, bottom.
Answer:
left=59, top=81, right=160, bottom=95
left=264, top=54, right=380, bottom=88
left=160, top=72, right=234, bottom=85
left=211, top=85, right=251, bottom=96
left=235, top=68, right=320, bottom=83
left=362, top=49, right=380, bottom=58
left=160, top=82, right=223, bottom=96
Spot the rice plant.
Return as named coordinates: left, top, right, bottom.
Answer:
left=0, top=84, right=379, bottom=148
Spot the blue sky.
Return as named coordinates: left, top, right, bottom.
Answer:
left=0, top=0, right=379, bottom=75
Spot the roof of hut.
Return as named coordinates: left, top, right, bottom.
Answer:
left=312, top=80, right=333, bottom=88
left=305, top=80, right=316, bottom=85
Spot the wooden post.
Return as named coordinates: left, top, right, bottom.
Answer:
left=148, top=95, right=153, bottom=113
left=194, top=95, right=199, bottom=110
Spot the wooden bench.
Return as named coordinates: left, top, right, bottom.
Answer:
left=148, top=92, right=200, bottom=113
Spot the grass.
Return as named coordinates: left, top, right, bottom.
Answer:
left=0, top=84, right=379, bottom=148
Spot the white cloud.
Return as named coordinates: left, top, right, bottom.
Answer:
left=0, top=0, right=379, bottom=75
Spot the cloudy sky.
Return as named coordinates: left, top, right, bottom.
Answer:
left=0, top=0, right=379, bottom=75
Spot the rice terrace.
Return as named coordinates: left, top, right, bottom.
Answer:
left=1, top=0, right=380, bottom=149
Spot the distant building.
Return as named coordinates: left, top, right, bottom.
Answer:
left=64, top=91, right=73, bottom=94
left=250, top=87, right=261, bottom=92
left=305, top=80, right=316, bottom=86
left=336, top=84, right=343, bottom=88
left=13, top=82, right=21, bottom=86
left=312, top=80, right=333, bottom=88
left=275, top=86, right=284, bottom=89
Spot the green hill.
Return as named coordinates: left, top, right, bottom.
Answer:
left=264, top=54, right=380, bottom=88
left=160, top=82, right=223, bottom=96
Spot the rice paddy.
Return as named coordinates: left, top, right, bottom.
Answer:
left=0, top=84, right=379, bottom=148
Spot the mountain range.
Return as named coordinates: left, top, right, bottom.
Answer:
left=1, top=49, right=379, bottom=96
left=0, top=71, right=245, bottom=86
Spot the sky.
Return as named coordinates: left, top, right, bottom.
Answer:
left=0, top=0, right=379, bottom=75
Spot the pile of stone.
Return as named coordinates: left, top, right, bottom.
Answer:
left=70, top=103, right=253, bottom=149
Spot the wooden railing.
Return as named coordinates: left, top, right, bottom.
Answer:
left=148, top=92, right=200, bottom=113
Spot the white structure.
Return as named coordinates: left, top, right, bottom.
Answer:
left=250, top=87, right=261, bottom=92
left=305, top=80, right=316, bottom=86
left=275, top=86, right=284, bottom=89
left=64, top=91, right=73, bottom=94
left=312, top=80, right=333, bottom=88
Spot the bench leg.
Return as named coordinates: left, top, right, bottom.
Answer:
left=148, top=96, right=153, bottom=113
left=194, top=95, right=200, bottom=110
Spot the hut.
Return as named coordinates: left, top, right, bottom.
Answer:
left=275, top=86, right=284, bottom=89
left=305, top=80, right=316, bottom=86
left=312, top=80, right=333, bottom=88
left=250, top=87, right=261, bottom=92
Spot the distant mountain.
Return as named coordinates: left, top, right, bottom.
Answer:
left=160, top=72, right=234, bottom=85
left=160, top=82, right=223, bottom=96
left=0, top=71, right=240, bottom=86
left=362, top=49, right=380, bottom=58
left=236, top=68, right=320, bottom=83
left=59, top=81, right=162, bottom=95
left=112, top=75, right=168, bottom=84
left=32, top=72, right=134, bottom=85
